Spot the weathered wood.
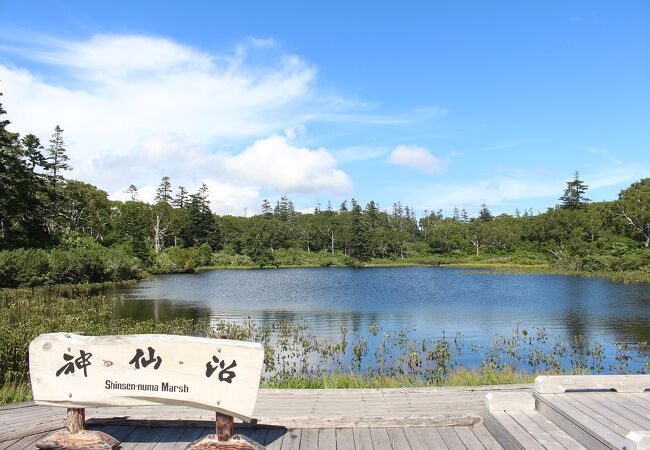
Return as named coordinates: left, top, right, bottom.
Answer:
left=35, top=429, right=120, bottom=450
left=352, top=427, right=373, bottom=450
left=534, top=393, right=621, bottom=449
left=279, top=429, right=300, bottom=450
left=437, top=426, right=466, bottom=450
left=454, top=425, right=485, bottom=450
left=368, top=428, right=391, bottom=450
left=470, top=423, right=505, bottom=450
left=522, top=411, right=586, bottom=450
left=386, top=427, right=411, bottom=449
left=29, top=333, right=264, bottom=421
left=184, top=434, right=265, bottom=449
left=507, top=411, right=564, bottom=450
left=401, top=428, right=429, bottom=450
left=216, top=414, right=235, bottom=441
left=626, top=430, right=650, bottom=450
left=534, top=375, right=650, bottom=394
left=485, top=411, right=545, bottom=450
left=67, top=408, right=85, bottom=434
left=334, top=428, right=354, bottom=450
left=485, top=392, right=535, bottom=411
left=419, top=427, right=448, bottom=449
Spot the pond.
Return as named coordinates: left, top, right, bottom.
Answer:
left=106, top=267, right=650, bottom=372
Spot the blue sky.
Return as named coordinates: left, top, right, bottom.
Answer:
left=0, top=1, right=649, bottom=216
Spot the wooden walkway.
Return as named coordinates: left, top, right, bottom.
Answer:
left=1, top=424, right=503, bottom=449
left=485, top=376, right=650, bottom=450
left=3, top=378, right=650, bottom=449
left=0, top=386, right=518, bottom=449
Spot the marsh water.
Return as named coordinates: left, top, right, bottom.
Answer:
left=107, top=267, right=650, bottom=365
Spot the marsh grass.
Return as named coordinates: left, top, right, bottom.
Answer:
left=1, top=285, right=648, bottom=404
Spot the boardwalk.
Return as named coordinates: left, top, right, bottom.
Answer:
left=1, top=385, right=517, bottom=449
left=2, top=379, right=650, bottom=449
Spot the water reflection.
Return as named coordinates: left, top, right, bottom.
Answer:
left=106, top=267, right=650, bottom=347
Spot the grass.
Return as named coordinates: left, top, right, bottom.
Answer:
left=0, top=367, right=539, bottom=403
left=262, top=367, right=538, bottom=389
left=0, top=382, right=32, bottom=404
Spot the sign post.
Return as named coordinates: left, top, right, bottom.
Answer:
left=29, top=333, right=265, bottom=449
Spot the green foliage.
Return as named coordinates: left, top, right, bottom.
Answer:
left=0, top=286, right=203, bottom=385
left=0, top=249, right=49, bottom=287
left=0, top=95, right=648, bottom=280
left=152, top=244, right=214, bottom=273
left=0, top=244, right=141, bottom=288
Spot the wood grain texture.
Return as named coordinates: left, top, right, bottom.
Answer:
left=29, top=333, right=264, bottom=420
left=534, top=375, right=650, bottom=394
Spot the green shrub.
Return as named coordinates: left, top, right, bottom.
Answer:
left=0, top=249, right=50, bottom=288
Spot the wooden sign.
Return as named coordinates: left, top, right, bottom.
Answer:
left=29, top=333, right=265, bottom=420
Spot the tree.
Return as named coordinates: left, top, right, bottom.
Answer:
left=478, top=203, right=493, bottom=222
left=349, top=200, right=370, bottom=260
left=260, top=199, right=273, bottom=216
left=155, top=176, right=173, bottom=204
left=0, top=94, right=51, bottom=248
left=125, top=184, right=139, bottom=201
left=173, top=186, right=188, bottom=208
left=560, top=171, right=590, bottom=210
left=180, top=183, right=219, bottom=249
left=47, top=125, right=70, bottom=188
left=617, top=178, right=650, bottom=247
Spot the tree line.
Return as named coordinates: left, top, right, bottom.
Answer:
left=1, top=92, right=649, bottom=286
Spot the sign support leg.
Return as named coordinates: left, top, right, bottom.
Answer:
left=36, top=407, right=120, bottom=450
left=185, top=335, right=265, bottom=449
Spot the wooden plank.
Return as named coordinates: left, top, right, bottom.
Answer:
left=534, top=375, right=650, bottom=393
left=336, top=428, right=355, bottom=450
left=590, top=393, right=650, bottom=428
left=299, top=428, right=318, bottom=450
left=30, top=333, right=264, bottom=420
left=418, top=427, right=448, bottom=449
left=402, top=427, right=430, bottom=450
left=353, top=427, right=374, bottom=450
left=535, top=394, right=620, bottom=450
left=370, top=427, right=392, bottom=450
left=264, top=428, right=286, bottom=450
left=454, top=426, right=485, bottom=450
left=469, top=423, right=503, bottom=450
left=567, top=392, right=644, bottom=432
left=507, top=411, right=564, bottom=450
left=618, top=393, right=650, bottom=411
left=522, top=411, right=586, bottom=450
left=249, top=428, right=269, bottom=447
left=387, top=427, right=411, bottom=449
left=120, top=426, right=162, bottom=450
left=487, top=412, right=545, bottom=450
left=280, top=429, right=301, bottom=450
left=0, top=440, right=18, bottom=450
left=485, top=393, right=534, bottom=411
left=317, top=429, right=335, bottom=450
left=148, top=426, right=186, bottom=450
left=437, top=426, right=467, bottom=450
left=5, top=430, right=50, bottom=450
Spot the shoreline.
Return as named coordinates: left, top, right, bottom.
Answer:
left=195, top=261, right=650, bottom=284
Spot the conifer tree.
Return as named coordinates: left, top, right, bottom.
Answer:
left=47, top=125, right=70, bottom=188
left=260, top=199, right=273, bottom=216
left=155, top=176, right=173, bottom=204
left=173, top=186, right=188, bottom=208
left=478, top=203, right=493, bottom=222
left=350, top=201, right=370, bottom=260
left=560, top=171, right=590, bottom=210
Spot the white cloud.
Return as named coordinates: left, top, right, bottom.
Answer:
left=219, top=135, right=352, bottom=194
left=0, top=34, right=360, bottom=214
left=387, top=145, right=450, bottom=174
